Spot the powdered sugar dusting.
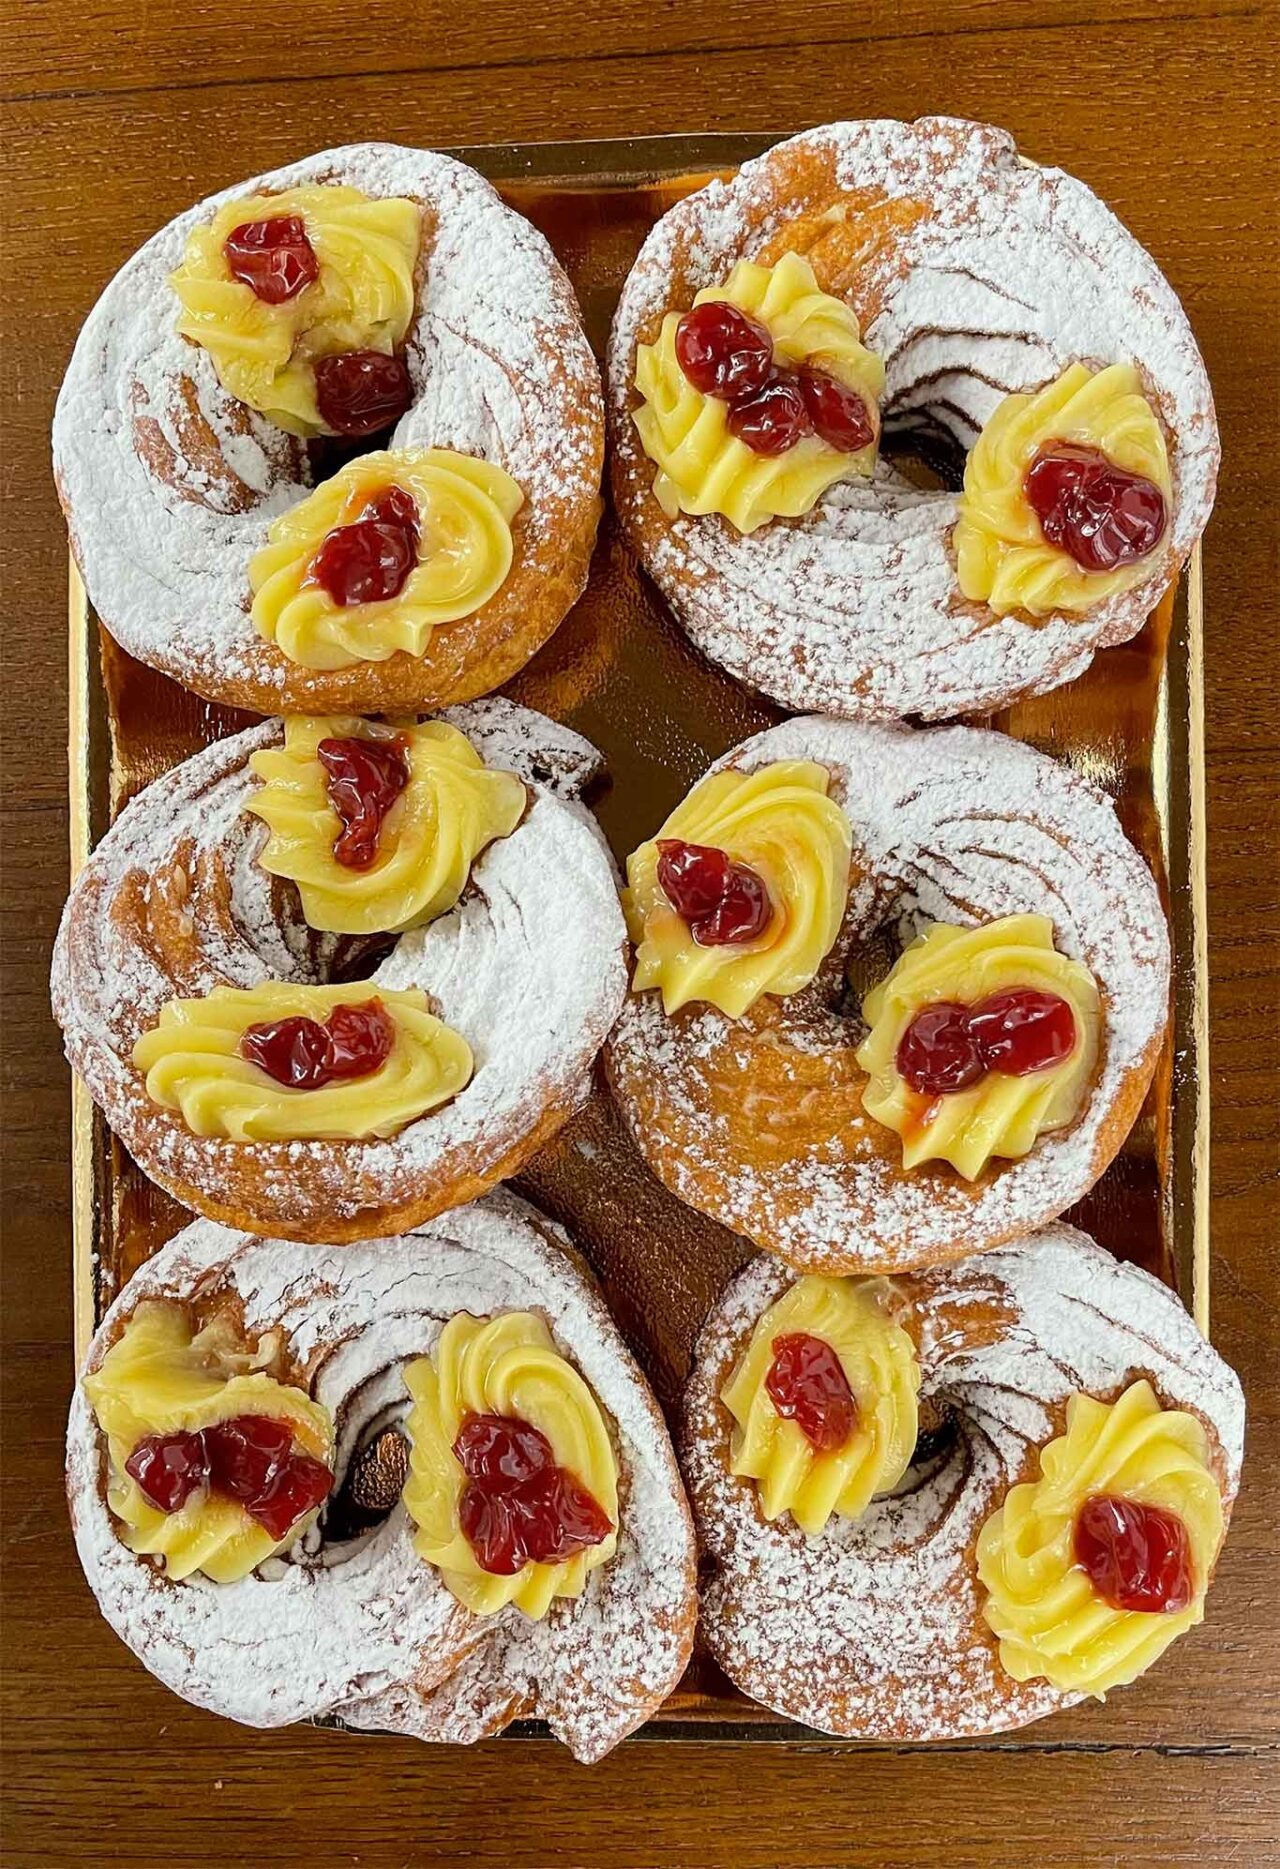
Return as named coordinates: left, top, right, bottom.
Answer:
left=53, top=143, right=602, bottom=704
left=684, top=1226, right=1244, bottom=1739
left=608, top=117, right=1219, bottom=720
left=51, top=699, right=628, bottom=1239
left=607, top=715, right=1170, bottom=1270
left=67, top=1191, right=696, bottom=1761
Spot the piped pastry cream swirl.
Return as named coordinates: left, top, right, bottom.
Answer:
left=403, top=1311, right=619, bottom=1620
left=132, top=983, right=472, bottom=1142
left=170, top=182, right=421, bottom=436
left=857, top=915, right=1101, bottom=1179
left=633, top=250, right=884, bottom=533
left=245, top=716, right=526, bottom=935
left=954, top=363, right=1172, bottom=618
left=721, top=1276, right=920, bottom=1536
left=625, top=760, right=853, bottom=1019
left=976, top=1381, right=1224, bottom=1696
left=83, top=1299, right=333, bottom=1584
left=248, top=449, right=524, bottom=670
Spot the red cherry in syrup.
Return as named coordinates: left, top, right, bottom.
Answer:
left=968, top=988, right=1077, bottom=1076
left=246, top=1451, right=335, bottom=1542
left=765, top=1333, right=858, bottom=1452
left=223, top=215, right=319, bottom=305
left=203, top=1416, right=332, bottom=1542
left=456, top=1483, right=526, bottom=1575
left=656, top=839, right=773, bottom=947
left=239, top=998, right=396, bottom=1089
left=1073, top=1494, right=1195, bottom=1613
left=523, top=1468, right=615, bottom=1565
left=454, top=1413, right=555, bottom=1487
left=204, top=1414, right=293, bottom=1503
left=726, top=369, right=815, bottom=456
left=451, top=1413, right=613, bottom=1575
left=674, top=301, right=774, bottom=401
left=313, top=349, right=413, bottom=438
left=1024, top=442, right=1168, bottom=573
left=125, top=1416, right=333, bottom=1540
left=125, top=1429, right=210, bottom=1513
left=317, top=733, right=412, bottom=869
left=312, top=486, right=420, bottom=609
left=896, top=1002, right=985, bottom=1096
left=798, top=367, right=876, bottom=453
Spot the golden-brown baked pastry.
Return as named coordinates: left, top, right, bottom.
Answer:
left=54, top=144, right=603, bottom=715
left=608, top=117, right=1218, bottom=720
left=68, top=1192, right=697, bottom=1760
left=52, top=700, right=627, bottom=1243
left=607, top=714, right=1169, bottom=1274
left=683, top=1228, right=1243, bottom=1738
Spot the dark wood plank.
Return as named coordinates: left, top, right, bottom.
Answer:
left=4, top=0, right=1254, bottom=102
left=2, top=6, right=1278, bottom=1864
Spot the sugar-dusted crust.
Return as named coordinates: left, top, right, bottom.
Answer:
left=606, top=715, right=1169, bottom=1273
left=683, top=1227, right=1244, bottom=1740
left=54, top=143, right=603, bottom=715
left=608, top=117, right=1219, bottom=721
left=51, top=699, right=628, bottom=1243
left=67, top=1192, right=697, bottom=1761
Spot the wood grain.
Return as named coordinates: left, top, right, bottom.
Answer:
left=2, top=4, right=1278, bottom=1863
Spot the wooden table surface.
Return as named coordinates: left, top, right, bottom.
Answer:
left=3, top=5, right=1278, bottom=1864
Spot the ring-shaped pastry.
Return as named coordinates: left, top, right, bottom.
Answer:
left=606, top=714, right=1169, bottom=1273
left=52, top=699, right=627, bottom=1242
left=54, top=143, right=603, bottom=714
left=682, top=1227, right=1243, bottom=1738
left=67, top=1192, right=697, bottom=1761
left=608, top=116, right=1218, bottom=720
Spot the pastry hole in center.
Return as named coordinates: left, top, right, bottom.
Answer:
left=306, top=427, right=404, bottom=489
left=879, top=415, right=968, bottom=493
left=323, top=1420, right=410, bottom=1541
left=881, top=1397, right=961, bottom=1499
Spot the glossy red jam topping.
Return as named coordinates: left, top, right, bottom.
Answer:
left=1024, top=442, right=1168, bottom=573
left=896, top=988, right=1077, bottom=1096
left=765, top=1333, right=858, bottom=1452
left=656, top=838, right=773, bottom=947
left=239, top=998, right=396, bottom=1089
left=126, top=1414, right=333, bottom=1541
left=672, top=297, right=880, bottom=461
left=1073, top=1493, right=1195, bottom=1613
left=896, top=1002, right=985, bottom=1096
left=124, top=1429, right=207, bottom=1513
left=317, top=733, right=412, bottom=869
left=674, top=301, right=774, bottom=401
left=798, top=367, right=876, bottom=453
left=965, top=989, right=1079, bottom=1077
left=313, top=349, right=413, bottom=438
left=726, top=373, right=815, bottom=456
left=311, top=485, right=420, bottom=608
left=223, top=215, right=319, bottom=305
left=452, top=1412, right=613, bottom=1576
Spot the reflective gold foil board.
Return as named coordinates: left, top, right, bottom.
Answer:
left=66, top=134, right=1209, bottom=1740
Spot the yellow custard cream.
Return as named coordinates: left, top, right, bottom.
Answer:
left=83, top=1299, right=333, bottom=1583
left=721, top=1275, right=920, bottom=1536
left=625, top=760, right=852, bottom=1019
left=248, top=449, right=524, bottom=670
left=857, top=915, right=1100, bottom=1178
left=133, top=983, right=472, bottom=1142
left=633, top=250, right=885, bottom=533
left=977, top=1381, right=1223, bottom=1696
left=954, top=362, right=1172, bottom=617
left=171, top=183, right=421, bottom=435
left=402, top=1311, right=619, bottom=1619
left=246, top=717, right=526, bottom=935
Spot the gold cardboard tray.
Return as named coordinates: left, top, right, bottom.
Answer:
left=66, top=134, right=1210, bottom=1742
